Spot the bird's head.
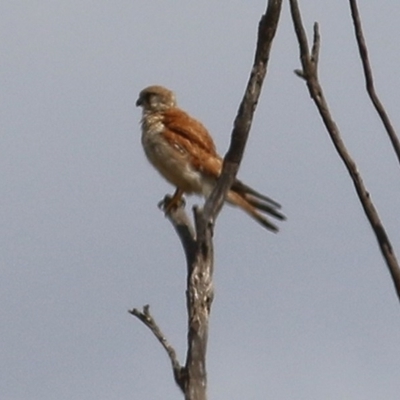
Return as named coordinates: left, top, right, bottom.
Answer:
left=136, top=85, right=177, bottom=113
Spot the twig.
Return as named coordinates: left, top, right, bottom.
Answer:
left=288, top=0, right=400, bottom=302
left=349, top=0, right=400, bottom=165
left=129, top=305, right=186, bottom=391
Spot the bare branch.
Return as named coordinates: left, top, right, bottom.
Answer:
left=349, top=0, right=400, bottom=165
left=202, top=0, right=283, bottom=224
left=129, top=305, right=186, bottom=391
left=289, top=0, right=400, bottom=302
left=184, top=206, right=214, bottom=400
left=183, top=2, right=284, bottom=399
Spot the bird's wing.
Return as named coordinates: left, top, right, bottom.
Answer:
left=162, top=108, right=223, bottom=178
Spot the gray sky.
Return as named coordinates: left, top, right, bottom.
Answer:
left=1, top=1, right=400, bottom=399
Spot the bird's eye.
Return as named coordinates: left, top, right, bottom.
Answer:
left=147, top=93, right=157, bottom=104
left=141, top=93, right=149, bottom=102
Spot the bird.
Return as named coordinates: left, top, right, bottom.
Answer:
left=136, top=85, right=285, bottom=232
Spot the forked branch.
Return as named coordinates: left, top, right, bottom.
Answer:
left=288, top=0, right=400, bottom=302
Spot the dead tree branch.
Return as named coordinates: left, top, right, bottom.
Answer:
left=182, top=3, right=283, bottom=399
left=349, top=0, right=400, bottom=165
left=129, top=305, right=186, bottom=391
left=131, top=1, right=283, bottom=399
left=288, top=0, right=400, bottom=302
left=203, top=0, right=283, bottom=223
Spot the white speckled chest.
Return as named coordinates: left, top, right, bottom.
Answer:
left=140, top=113, right=207, bottom=194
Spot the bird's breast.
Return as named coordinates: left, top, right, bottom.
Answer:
left=140, top=116, right=207, bottom=194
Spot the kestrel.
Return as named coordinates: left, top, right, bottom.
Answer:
left=136, top=85, right=285, bottom=232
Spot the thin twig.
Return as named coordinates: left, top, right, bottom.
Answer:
left=310, top=22, right=320, bottom=67
left=289, top=0, right=400, bottom=302
left=349, top=0, right=400, bottom=165
left=129, top=305, right=186, bottom=391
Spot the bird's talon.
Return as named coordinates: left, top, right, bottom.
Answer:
left=157, top=196, right=170, bottom=210
left=158, top=194, right=185, bottom=215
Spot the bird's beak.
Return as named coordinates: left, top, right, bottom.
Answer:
left=135, top=97, right=142, bottom=107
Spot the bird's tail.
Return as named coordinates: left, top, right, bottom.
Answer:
left=226, top=179, right=285, bottom=232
